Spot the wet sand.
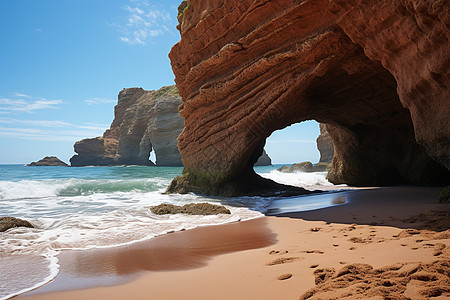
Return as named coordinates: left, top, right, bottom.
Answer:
left=18, top=186, right=450, bottom=299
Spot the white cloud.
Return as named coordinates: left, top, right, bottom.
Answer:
left=84, top=97, right=116, bottom=105
left=0, top=118, right=72, bottom=127
left=0, top=93, right=63, bottom=113
left=0, top=117, right=108, bottom=142
left=114, top=0, right=175, bottom=45
left=77, top=125, right=109, bottom=131
left=14, top=92, right=31, bottom=98
left=0, top=92, right=109, bottom=142
left=0, top=124, right=107, bottom=142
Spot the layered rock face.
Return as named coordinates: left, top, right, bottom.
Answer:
left=71, top=86, right=183, bottom=167
left=71, top=85, right=272, bottom=168
left=168, top=0, right=450, bottom=195
left=317, top=124, right=334, bottom=163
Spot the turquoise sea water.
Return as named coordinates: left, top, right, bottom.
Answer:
left=0, top=164, right=343, bottom=299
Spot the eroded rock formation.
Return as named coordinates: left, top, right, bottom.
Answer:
left=27, top=156, right=68, bottom=167
left=317, top=124, right=334, bottom=163
left=71, top=85, right=272, bottom=168
left=254, top=149, right=272, bottom=166
left=0, top=217, right=34, bottom=232
left=150, top=203, right=231, bottom=215
left=278, top=162, right=331, bottom=173
left=168, top=0, right=450, bottom=195
left=71, top=86, right=183, bottom=167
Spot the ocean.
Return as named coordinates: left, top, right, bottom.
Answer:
left=0, top=164, right=346, bottom=299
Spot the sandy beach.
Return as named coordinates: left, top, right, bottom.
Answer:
left=18, top=186, right=450, bottom=299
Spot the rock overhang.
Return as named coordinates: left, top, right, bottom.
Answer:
left=167, top=0, right=450, bottom=195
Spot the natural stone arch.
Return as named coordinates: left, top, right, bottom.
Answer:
left=167, top=0, right=450, bottom=196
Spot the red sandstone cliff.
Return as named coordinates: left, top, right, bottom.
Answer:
left=167, top=0, right=450, bottom=195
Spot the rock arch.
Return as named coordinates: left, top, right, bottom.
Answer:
left=167, top=0, right=450, bottom=196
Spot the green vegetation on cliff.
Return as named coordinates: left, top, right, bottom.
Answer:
left=151, top=85, right=179, bottom=100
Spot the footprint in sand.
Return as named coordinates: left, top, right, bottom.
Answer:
left=277, top=273, right=293, bottom=280
left=266, top=257, right=301, bottom=266
left=309, top=227, right=322, bottom=232
left=303, top=250, right=324, bottom=254
left=349, top=237, right=366, bottom=243
left=269, top=250, right=289, bottom=255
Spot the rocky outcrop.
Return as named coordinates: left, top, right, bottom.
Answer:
left=71, top=85, right=272, bottom=167
left=0, top=217, right=34, bottom=232
left=168, top=0, right=450, bottom=195
left=300, top=261, right=450, bottom=300
left=150, top=203, right=231, bottom=215
left=27, top=156, right=68, bottom=167
left=254, top=149, right=272, bottom=166
left=278, top=162, right=331, bottom=173
left=317, top=124, right=334, bottom=163
left=71, top=86, right=183, bottom=167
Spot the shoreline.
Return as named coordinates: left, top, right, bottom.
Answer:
left=18, top=186, right=450, bottom=299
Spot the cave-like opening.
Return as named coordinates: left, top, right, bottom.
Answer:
left=262, top=121, right=321, bottom=165
left=247, top=44, right=450, bottom=188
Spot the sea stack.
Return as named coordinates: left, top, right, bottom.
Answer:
left=27, top=156, right=69, bottom=167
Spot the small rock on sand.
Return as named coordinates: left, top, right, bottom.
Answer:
left=0, top=217, right=34, bottom=232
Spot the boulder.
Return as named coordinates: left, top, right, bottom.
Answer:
left=0, top=217, right=34, bottom=232
left=278, top=162, right=314, bottom=173
left=278, top=162, right=332, bottom=173
left=313, top=162, right=332, bottom=172
left=150, top=203, right=231, bottom=215
left=27, top=156, right=68, bottom=167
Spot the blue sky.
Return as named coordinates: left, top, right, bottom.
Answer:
left=0, top=0, right=320, bottom=165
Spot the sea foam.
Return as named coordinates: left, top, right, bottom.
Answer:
left=0, top=165, right=343, bottom=299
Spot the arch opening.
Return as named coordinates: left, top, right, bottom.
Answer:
left=168, top=14, right=450, bottom=196
left=260, top=121, right=321, bottom=166
left=245, top=54, right=450, bottom=188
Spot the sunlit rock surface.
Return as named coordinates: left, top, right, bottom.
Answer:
left=167, top=0, right=450, bottom=195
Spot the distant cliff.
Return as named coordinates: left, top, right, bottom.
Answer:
left=71, top=86, right=183, bottom=167
left=70, top=85, right=273, bottom=167
left=316, top=124, right=334, bottom=163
